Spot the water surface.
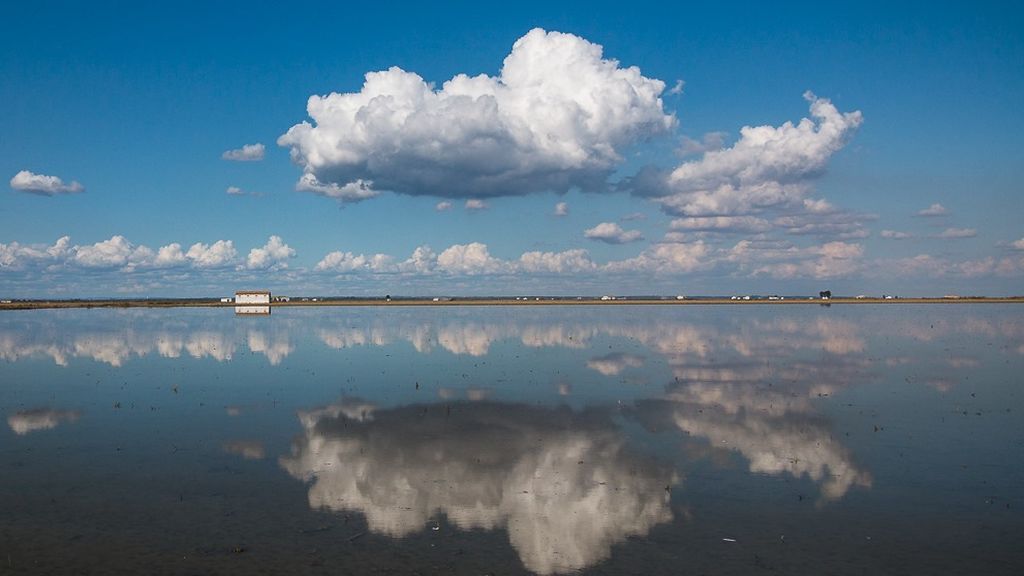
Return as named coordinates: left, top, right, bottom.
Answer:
left=1, top=305, right=1022, bottom=574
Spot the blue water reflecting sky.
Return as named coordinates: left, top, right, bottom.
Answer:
left=1, top=305, right=1022, bottom=574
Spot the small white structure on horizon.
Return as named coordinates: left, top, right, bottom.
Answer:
left=220, top=297, right=233, bottom=303
left=235, top=290, right=271, bottom=305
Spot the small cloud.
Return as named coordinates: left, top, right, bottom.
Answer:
left=435, top=201, right=453, bottom=211
left=225, top=186, right=263, bottom=197
left=246, top=235, right=296, bottom=270
left=222, top=143, right=265, bottom=162
left=315, top=250, right=393, bottom=273
left=668, top=79, right=685, bottom=95
left=936, top=227, right=976, bottom=239
left=1010, top=238, right=1024, bottom=250
left=10, top=170, right=84, bottom=196
left=916, top=203, right=948, bottom=217
left=670, top=216, right=771, bottom=234
left=296, top=174, right=377, bottom=203
left=620, top=212, right=647, bottom=222
left=880, top=230, right=913, bottom=239
left=553, top=202, right=569, bottom=217
left=465, top=199, right=487, bottom=211
left=584, top=222, right=644, bottom=244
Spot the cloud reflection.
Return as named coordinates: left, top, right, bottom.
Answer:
left=7, top=408, right=80, bottom=435
left=280, top=400, right=676, bottom=574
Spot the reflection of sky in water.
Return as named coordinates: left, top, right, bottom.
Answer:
left=280, top=400, right=674, bottom=575
left=1, top=305, right=1022, bottom=574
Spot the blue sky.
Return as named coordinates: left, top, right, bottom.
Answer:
left=2, top=1, right=1023, bottom=297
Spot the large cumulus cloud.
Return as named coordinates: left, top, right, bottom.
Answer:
left=278, top=28, right=675, bottom=201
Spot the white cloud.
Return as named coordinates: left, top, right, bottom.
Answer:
left=295, top=173, right=379, bottom=203
left=10, top=170, right=84, bottom=196
left=186, top=240, right=237, bottom=268
left=605, top=241, right=710, bottom=274
left=315, top=250, right=393, bottom=273
left=153, top=243, right=187, bottom=267
left=246, top=235, right=296, bottom=270
left=773, top=210, right=874, bottom=239
left=226, top=186, right=245, bottom=195
left=648, top=93, right=861, bottom=217
left=518, top=249, right=595, bottom=274
left=936, top=227, right=976, bottom=239
left=668, top=79, right=685, bottom=95
left=880, top=230, right=912, bottom=239
left=727, top=240, right=864, bottom=279
left=435, top=201, right=453, bottom=211
left=876, top=253, right=1024, bottom=279
left=278, top=28, right=675, bottom=200
left=436, top=243, right=508, bottom=274
left=73, top=236, right=150, bottom=268
left=0, top=236, right=70, bottom=270
left=553, top=202, right=569, bottom=217
left=620, top=212, right=646, bottom=221
left=584, top=222, right=643, bottom=244
left=398, top=245, right=438, bottom=274
left=1012, top=238, right=1024, bottom=250
left=465, top=199, right=487, bottom=211
left=670, top=216, right=771, bottom=234
left=222, top=143, right=265, bottom=161
left=916, top=203, right=948, bottom=217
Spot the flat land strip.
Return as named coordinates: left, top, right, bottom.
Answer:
left=2, top=297, right=1022, bottom=310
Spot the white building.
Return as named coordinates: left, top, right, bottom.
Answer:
left=235, top=290, right=271, bottom=305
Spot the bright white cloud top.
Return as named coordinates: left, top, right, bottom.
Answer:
left=10, top=170, right=84, bottom=196
left=649, top=92, right=862, bottom=218
left=246, top=235, right=296, bottom=270
left=278, top=28, right=675, bottom=201
left=916, top=203, right=948, bottom=217
left=584, top=222, right=643, bottom=244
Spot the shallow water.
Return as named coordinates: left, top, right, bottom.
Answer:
left=1, top=305, right=1022, bottom=574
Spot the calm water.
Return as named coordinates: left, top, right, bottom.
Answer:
left=1, top=305, right=1022, bottom=574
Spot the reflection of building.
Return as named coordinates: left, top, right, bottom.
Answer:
left=235, top=290, right=271, bottom=304
left=235, top=305, right=270, bottom=316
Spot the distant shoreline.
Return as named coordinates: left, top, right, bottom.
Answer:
left=2, top=297, right=1022, bottom=310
